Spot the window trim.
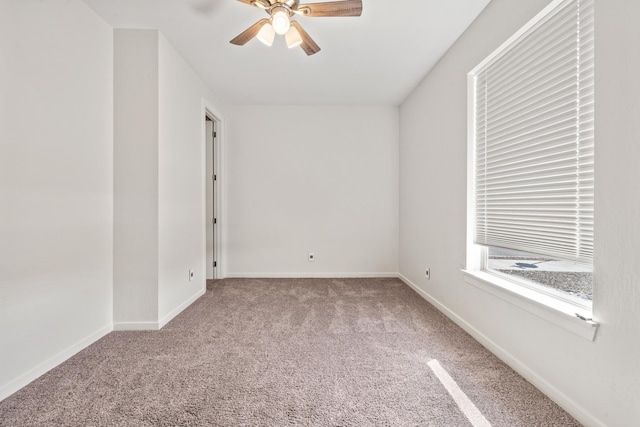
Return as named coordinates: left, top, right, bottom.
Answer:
left=464, top=0, right=598, bottom=341
left=462, top=269, right=598, bottom=341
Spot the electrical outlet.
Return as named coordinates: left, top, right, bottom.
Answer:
left=308, top=252, right=315, bottom=262
left=425, top=268, right=431, bottom=280
left=189, top=269, right=194, bottom=281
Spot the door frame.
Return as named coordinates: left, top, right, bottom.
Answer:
left=203, top=102, right=224, bottom=279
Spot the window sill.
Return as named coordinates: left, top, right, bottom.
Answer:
left=462, top=270, right=599, bottom=341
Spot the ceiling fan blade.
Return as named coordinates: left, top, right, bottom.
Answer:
left=290, top=21, right=321, bottom=56
left=230, top=19, right=270, bottom=46
left=298, top=0, right=362, bottom=17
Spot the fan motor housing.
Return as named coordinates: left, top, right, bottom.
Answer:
left=276, top=0, right=299, bottom=11
left=255, top=0, right=298, bottom=12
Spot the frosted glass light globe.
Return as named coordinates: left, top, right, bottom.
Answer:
left=285, top=26, right=302, bottom=49
left=272, top=9, right=290, bottom=35
left=257, top=23, right=275, bottom=46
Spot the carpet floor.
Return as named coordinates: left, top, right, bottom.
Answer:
left=0, top=278, right=581, bottom=426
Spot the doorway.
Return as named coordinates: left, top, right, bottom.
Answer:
left=205, top=114, right=218, bottom=279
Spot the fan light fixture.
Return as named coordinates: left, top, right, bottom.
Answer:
left=230, top=0, right=363, bottom=56
left=271, top=7, right=291, bottom=35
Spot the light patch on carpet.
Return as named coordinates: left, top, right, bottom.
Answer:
left=428, top=359, right=493, bottom=427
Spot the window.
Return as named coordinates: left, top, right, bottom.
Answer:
left=465, top=0, right=596, bottom=338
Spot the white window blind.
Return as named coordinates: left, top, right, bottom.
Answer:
left=472, top=0, right=594, bottom=264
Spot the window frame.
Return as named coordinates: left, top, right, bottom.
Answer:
left=463, top=0, right=598, bottom=341
left=483, top=247, right=592, bottom=310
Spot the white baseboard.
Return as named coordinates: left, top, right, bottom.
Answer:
left=397, top=274, right=605, bottom=427
left=0, top=324, right=113, bottom=402
left=223, top=272, right=399, bottom=279
left=114, top=288, right=206, bottom=331
left=113, top=321, right=160, bottom=331
left=159, top=288, right=206, bottom=329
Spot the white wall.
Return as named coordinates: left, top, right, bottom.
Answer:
left=0, top=0, right=113, bottom=400
left=592, top=0, right=640, bottom=423
left=225, top=106, right=399, bottom=277
left=399, top=0, right=640, bottom=426
left=113, top=30, right=221, bottom=329
left=157, top=34, right=219, bottom=322
left=114, top=30, right=160, bottom=326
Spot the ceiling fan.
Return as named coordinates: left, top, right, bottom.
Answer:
left=230, top=0, right=363, bottom=56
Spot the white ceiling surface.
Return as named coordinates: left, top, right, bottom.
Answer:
left=83, top=0, right=490, bottom=106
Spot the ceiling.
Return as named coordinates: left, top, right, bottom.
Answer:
left=82, top=0, right=491, bottom=106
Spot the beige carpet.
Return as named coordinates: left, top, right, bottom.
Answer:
left=0, top=278, right=580, bottom=426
